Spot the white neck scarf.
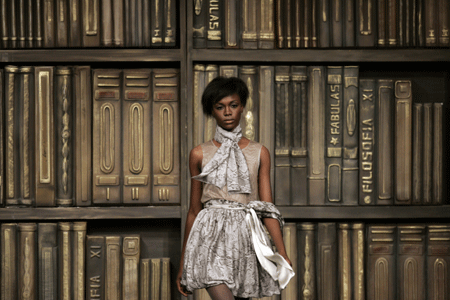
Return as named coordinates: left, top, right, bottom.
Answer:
left=192, top=125, right=252, bottom=194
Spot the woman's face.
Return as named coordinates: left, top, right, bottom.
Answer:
left=211, top=93, right=244, bottom=131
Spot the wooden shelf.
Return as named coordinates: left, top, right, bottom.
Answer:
left=191, top=48, right=450, bottom=62
left=0, top=49, right=182, bottom=62
left=280, top=205, right=450, bottom=220
left=0, top=206, right=181, bottom=220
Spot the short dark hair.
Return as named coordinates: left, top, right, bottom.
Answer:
left=201, top=77, right=249, bottom=116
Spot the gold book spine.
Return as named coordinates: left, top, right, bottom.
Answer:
left=339, top=223, right=352, bottom=300
left=427, top=225, right=450, bottom=300
left=422, top=103, right=433, bottom=204
left=58, top=222, right=72, bottom=300
left=281, top=223, right=297, bottom=300
left=1, top=223, right=18, bottom=300
left=160, top=258, right=171, bottom=300
left=351, top=223, right=365, bottom=300
left=204, top=65, right=218, bottom=142
left=18, top=223, right=37, bottom=300
left=150, top=259, right=161, bottom=300
left=140, top=259, right=151, bottom=300
left=239, top=65, right=259, bottom=141
left=72, top=222, right=87, bottom=300
left=106, top=236, right=122, bottom=300
left=122, top=236, right=140, bottom=300
left=193, top=64, right=206, bottom=147
left=432, top=103, right=443, bottom=204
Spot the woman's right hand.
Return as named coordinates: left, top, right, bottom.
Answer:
left=176, top=268, right=191, bottom=297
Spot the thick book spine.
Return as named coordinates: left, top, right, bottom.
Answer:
left=152, top=69, right=180, bottom=204
left=318, top=0, right=330, bottom=48
left=297, top=223, right=316, bottom=299
left=422, top=103, right=433, bottom=204
left=302, top=0, right=311, bottom=48
left=259, top=0, right=275, bottom=49
left=122, top=69, right=152, bottom=205
left=307, top=66, right=326, bottom=205
left=1, top=0, right=8, bottom=48
left=193, top=64, right=206, bottom=146
left=58, top=222, right=72, bottom=300
left=18, top=223, right=38, bottom=300
left=367, top=225, right=396, bottom=300
left=73, top=66, right=92, bottom=206
left=433, top=102, right=443, bottom=204
left=274, top=66, right=291, bottom=206
left=241, top=0, right=257, bottom=49
left=9, top=0, right=17, bottom=48
left=377, top=79, right=394, bottom=205
left=122, top=235, right=140, bottom=300
left=151, top=258, right=161, bottom=300
left=68, top=0, right=81, bottom=47
left=0, top=70, right=3, bottom=205
left=56, top=0, right=69, bottom=47
left=412, top=103, right=423, bottom=205
left=351, top=223, right=365, bottom=300
left=331, top=0, right=343, bottom=47
left=427, top=225, right=450, bottom=300
left=219, top=65, right=238, bottom=78
left=55, top=67, right=73, bottom=206
left=142, top=0, right=150, bottom=47
left=425, top=0, right=437, bottom=46
left=35, top=0, right=43, bottom=47
left=19, top=66, right=35, bottom=207
left=338, top=223, right=351, bottom=300
left=38, top=223, right=58, bottom=300
left=101, top=0, right=113, bottom=46
left=124, top=0, right=130, bottom=46
left=326, top=66, right=343, bottom=205
left=72, top=222, right=87, bottom=300
left=86, top=235, right=105, bottom=300
left=34, top=66, right=56, bottom=206
left=275, top=0, right=284, bottom=48
left=311, top=0, right=318, bottom=47
left=293, top=0, right=302, bottom=48
left=5, top=66, right=20, bottom=205
left=150, top=0, right=164, bottom=47
left=81, top=0, right=100, bottom=47
left=136, top=0, right=144, bottom=47
left=290, top=66, right=308, bottom=206
left=397, top=225, right=426, bottom=300
left=43, top=0, right=55, bottom=47
left=18, top=0, right=26, bottom=48
left=281, top=223, right=298, bottom=299
left=356, top=0, right=376, bottom=47
left=343, top=0, right=355, bottom=47
left=206, top=0, right=223, bottom=48
left=239, top=66, right=259, bottom=141
left=317, top=222, right=337, bottom=300
left=394, top=80, right=412, bottom=204
left=25, top=0, right=34, bottom=48
left=92, top=69, right=122, bottom=205
left=113, top=0, right=124, bottom=46
left=164, top=0, right=176, bottom=47
left=285, top=0, right=293, bottom=48
left=140, top=259, right=151, bottom=300
left=105, top=236, right=122, bottom=300
left=378, top=0, right=387, bottom=46
left=359, top=79, right=376, bottom=205
left=160, top=258, right=171, bottom=300
left=1, top=223, right=18, bottom=300
left=342, top=66, right=359, bottom=206
left=130, top=0, right=137, bottom=46
left=193, top=0, right=208, bottom=48
left=438, top=0, right=449, bottom=46
left=203, top=65, right=218, bottom=142
left=259, top=66, right=275, bottom=192
left=398, top=0, right=405, bottom=46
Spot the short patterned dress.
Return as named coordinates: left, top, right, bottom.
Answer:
left=180, top=140, right=284, bottom=298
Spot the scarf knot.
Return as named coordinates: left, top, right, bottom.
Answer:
left=192, top=125, right=252, bottom=194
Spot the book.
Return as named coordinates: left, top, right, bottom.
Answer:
left=412, top=103, right=423, bottom=205
left=275, top=0, right=285, bottom=48
left=161, top=258, right=171, bottom=300
left=55, top=67, right=73, bottom=206
left=18, top=223, right=38, bottom=300
left=140, top=259, right=151, bottom=299
left=242, top=0, right=258, bottom=49
left=422, top=103, right=433, bottom=205
left=207, top=0, right=223, bottom=48
left=35, top=0, right=43, bottom=47
left=105, top=236, right=122, bottom=300
left=56, top=0, right=69, bottom=47
left=193, top=64, right=206, bottom=146
left=426, top=224, right=450, bottom=300
left=143, top=0, right=151, bottom=47
left=9, top=0, right=17, bottom=48
left=130, top=0, right=138, bottom=46
left=0, top=70, right=3, bottom=205
left=43, top=0, right=55, bottom=47
left=326, top=66, right=343, bottom=205
left=308, top=66, right=326, bottom=205
left=376, top=79, right=394, bottom=205
left=92, top=69, right=122, bottom=205
left=58, top=222, right=72, bottom=300
left=367, top=225, right=396, bottom=300
left=258, top=0, right=275, bottom=49
left=398, top=0, right=406, bottom=46
left=425, top=0, right=438, bottom=46
left=359, top=79, right=376, bottom=205
left=274, top=66, right=290, bottom=206
left=342, top=66, right=359, bottom=206
left=351, top=223, right=365, bottom=300
left=293, top=0, right=302, bottom=48
left=377, top=0, right=387, bottom=46
left=122, top=69, right=152, bottom=205
left=285, top=0, right=293, bottom=48
left=343, top=0, right=356, bottom=47
left=394, top=80, right=412, bottom=204
left=34, top=66, right=56, bottom=206
left=317, top=222, right=337, bottom=299
left=302, top=0, right=312, bottom=48
left=239, top=66, right=260, bottom=141
left=416, top=0, right=425, bottom=46
left=290, top=66, right=308, bottom=206
left=164, top=0, right=177, bottom=47
left=73, top=66, right=92, bottom=206
left=122, top=235, right=140, bottom=300
left=136, top=0, right=144, bottom=47
left=101, top=0, right=114, bottom=46
left=113, top=0, right=124, bottom=46
left=338, top=223, right=351, bottom=300
left=152, top=69, right=180, bottom=204
left=69, top=0, right=81, bottom=47
left=433, top=103, right=443, bottom=204
left=397, top=225, right=426, bottom=300
left=331, top=0, right=343, bottom=47
left=310, top=0, right=318, bottom=47
left=151, top=258, right=161, bottom=300
left=86, top=235, right=105, bottom=300
left=38, top=223, right=58, bottom=300
left=204, top=65, right=219, bottom=142
left=318, top=0, right=330, bottom=48
left=1, top=223, right=18, bottom=300
left=72, top=222, right=87, bottom=300
left=281, top=223, right=297, bottom=299
left=18, top=0, right=25, bottom=47
left=124, top=0, right=130, bottom=46
left=193, top=0, right=208, bottom=48
left=356, top=0, right=376, bottom=47
left=1, top=0, right=8, bottom=48
left=81, top=0, right=100, bottom=47
left=438, top=0, right=449, bottom=46
left=25, top=0, right=34, bottom=48
left=297, top=223, right=316, bottom=299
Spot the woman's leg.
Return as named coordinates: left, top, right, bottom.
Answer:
left=206, top=284, right=235, bottom=300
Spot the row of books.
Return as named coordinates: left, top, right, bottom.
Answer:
left=193, top=64, right=445, bottom=206
left=0, top=66, right=180, bottom=207
left=0, top=222, right=171, bottom=300
left=0, top=0, right=177, bottom=48
left=194, top=0, right=450, bottom=49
